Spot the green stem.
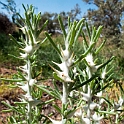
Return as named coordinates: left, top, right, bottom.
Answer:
left=27, top=102, right=32, bottom=123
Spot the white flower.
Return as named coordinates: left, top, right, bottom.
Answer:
left=18, top=84, right=28, bottom=92
left=83, top=105, right=88, bottom=112
left=80, top=92, right=91, bottom=101
left=89, top=102, right=99, bottom=110
left=82, top=117, right=90, bottom=124
left=52, top=61, right=68, bottom=73
left=101, top=67, right=106, bottom=79
left=99, top=98, right=105, bottom=104
left=20, top=53, right=28, bottom=58
left=20, top=26, right=27, bottom=34
left=85, top=54, right=95, bottom=67
left=22, top=45, right=33, bottom=54
left=73, top=67, right=77, bottom=74
left=113, top=102, right=120, bottom=110
left=29, top=79, right=37, bottom=86
left=50, top=65, right=73, bottom=82
left=58, top=71, right=73, bottom=82
left=85, top=54, right=99, bottom=73
left=22, top=93, right=33, bottom=101
left=92, top=112, right=103, bottom=121
left=96, top=91, right=102, bottom=97
left=19, top=65, right=28, bottom=73
left=66, top=53, right=74, bottom=67
left=118, top=97, right=124, bottom=106
left=61, top=49, right=70, bottom=60
left=48, top=118, right=65, bottom=124
left=74, top=108, right=82, bottom=118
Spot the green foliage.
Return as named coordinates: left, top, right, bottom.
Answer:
left=0, top=33, right=15, bottom=53
left=0, top=4, right=124, bottom=124
left=0, top=13, right=14, bottom=34
left=82, top=0, right=124, bottom=38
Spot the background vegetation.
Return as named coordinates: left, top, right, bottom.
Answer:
left=0, top=0, right=124, bottom=123
left=0, top=0, right=124, bottom=79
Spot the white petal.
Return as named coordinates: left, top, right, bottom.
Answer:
left=20, top=53, right=28, bottom=58
left=118, top=97, right=124, bottom=106
left=22, top=93, right=33, bottom=101
left=81, top=92, right=91, bottom=101
left=56, top=70, right=73, bottom=82
left=90, top=102, right=98, bottom=110
left=96, top=91, right=102, bottom=97
left=61, top=49, right=70, bottom=60
left=49, top=118, right=63, bottom=124
left=82, top=117, right=90, bottom=124
left=22, top=45, right=33, bottom=54
left=53, top=61, right=68, bottom=73
left=29, top=79, right=37, bottom=86
left=74, top=108, right=82, bottom=118
left=92, top=112, right=103, bottom=121
left=85, top=53, right=95, bottom=67
left=18, top=84, right=28, bottom=92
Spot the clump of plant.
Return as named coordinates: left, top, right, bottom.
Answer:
left=0, top=4, right=124, bottom=124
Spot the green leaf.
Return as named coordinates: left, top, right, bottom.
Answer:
left=70, top=74, right=97, bottom=91
left=28, top=29, right=34, bottom=45
left=25, top=11, right=33, bottom=31
left=0, top=78, right=23, bottom=82
left=14, top=102, right=27, bottom=105
left=95, top=39, right=106, bottom=54
left=9, top=34, right=22, bottom=47
left=74, top=20, right=84, bottom=43
left=85, top=22, right=91, bottom=40
left=101, top=97, right=113, bottom=106
left=45, top=32, right=61, bottom=56
left=69, top=24, right=76, bottom=49
left=75, top=18, right=84, bottom=31
left=93, top=26, right=103, bottom=42
left=82, top=31, right=88, bottom=48
left=1, top=101, right=23, bottom=114
left=66, top=107, right=79, bottom=119
left=97, top=110, right=116, bottom=115
left=53, top=104, right=62, bottom=114
left=53, top=72, right=63, bottom=81
left=118, top=82, right=124, bottom=93
left=71, top=42, right=95, bottom=66
left=91, top=26, right=96, bottom=43
left=58, top=15, right=67, bottom=40
left=2, top=109, right=12, bottom=112
left=8, top=54, right=23, bottom=60
left=35, top=84, right=60, bottom=99
left=37, top=20, right=48, bottom=37
left=97, top=56, right=115, bottom=70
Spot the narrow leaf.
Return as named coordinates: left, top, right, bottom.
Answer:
left=86, top=22, right=91, bottom=40
left=70, top=74, right=97, bottom=91
left=53, top=104, right=62, bottom=114
left=45, top=32, right=61, bottom=56
left=95, top=39, right=106, bottom=54
left=0, top=78, right=23, bottom=82
left=58, top=15, right=67, bottom=39
left=93, top=26, right=103, bottom=42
